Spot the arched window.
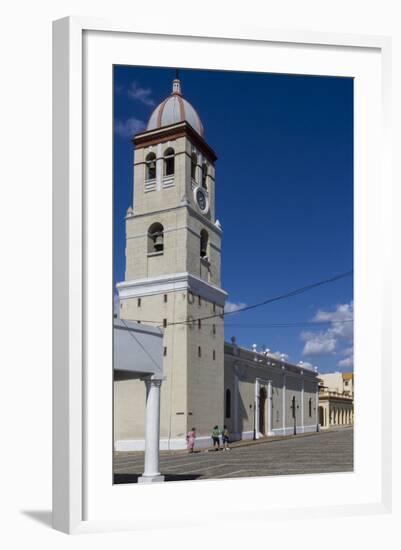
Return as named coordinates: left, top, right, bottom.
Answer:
left=200, top=229, right=209, bottom=258
left=145, top=152, right=156, bottom=180
left=201, top=162, right=208, bottom=189
left=309, top=398, right=312, bottom=417
left=191, top=152, right=197, bottom=180
left=164, top=147, right=175, bottom=176
left=148, top=222, right=164, bottom=253
left=225, top=389, right=231, bottom=419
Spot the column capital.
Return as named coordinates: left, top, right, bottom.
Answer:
left=141, top=376, right=164, bottom=387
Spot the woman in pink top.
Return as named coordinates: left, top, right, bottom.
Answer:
left=186, top=427, right=196, bottom=453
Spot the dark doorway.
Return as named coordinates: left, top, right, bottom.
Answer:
left=319, top=406, right=324, bottom=427
left=259, top=387, right=267, bottom=435
left=225, top=388, right=231, bottom=419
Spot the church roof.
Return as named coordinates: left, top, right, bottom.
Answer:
left=146, top=78, right=204, bottom=137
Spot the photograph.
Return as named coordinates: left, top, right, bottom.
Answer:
left=112, top=65, right=354, bottom=484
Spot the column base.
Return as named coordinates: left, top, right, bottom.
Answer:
left=138, top=474, right=165, bottom=484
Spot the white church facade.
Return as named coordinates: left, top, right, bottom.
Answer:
left=114, top=76, right=320, bottom=451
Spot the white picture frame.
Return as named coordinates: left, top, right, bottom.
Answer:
left=52, top=16, right=392, bottom=534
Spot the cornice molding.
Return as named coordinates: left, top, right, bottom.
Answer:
left=133, top=121, right=217, bottom=163
left=117, top=272, right=227, bottom=306
left=224, top=350, right=319, bottom=381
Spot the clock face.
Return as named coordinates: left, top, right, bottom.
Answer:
left=195, top=187, right=208, bottom=213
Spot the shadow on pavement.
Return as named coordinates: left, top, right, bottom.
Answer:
left=21, top=510, right=52, bottom=528
left=114, top=473, right=201, bottom=484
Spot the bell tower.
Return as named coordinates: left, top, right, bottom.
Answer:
left=117, top=77, right=227, bottom=450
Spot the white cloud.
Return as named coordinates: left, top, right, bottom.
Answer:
left=338, top=356, right=353, bottom=368
left=224, top=301, right=247, bottom=314
left=301, top=331, right=337, bottom=355
left=337, top=345, right=353, bottom=369
left=313, top=302, right=353, bottom=323
left=114, top=118, right=146, bottom=138
left=301, top=302, right=354, bottom=358
left=127, top=82, right=155, bottom=106
left=340, top=346, right=354, bottom=356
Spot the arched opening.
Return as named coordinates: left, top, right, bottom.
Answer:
left=200, top=229, right=209, bottom=259
left=148, top=222, right=164, bottom=253
left=163, top=147, right=175, bottom=176
left=259, top=387, right=267, bottom=435
left=145, top=152, right=156, bottom=180
left=191, top=152, right=197, bottom=180
left=201, top=162, right=208, bottom=189
left=225, top=389, right=231, bottom=419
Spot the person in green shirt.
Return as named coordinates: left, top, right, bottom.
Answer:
left=211, top=425, right=221, bottom=450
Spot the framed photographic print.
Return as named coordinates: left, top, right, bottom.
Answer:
left=53, top=17, right=392, bottom=534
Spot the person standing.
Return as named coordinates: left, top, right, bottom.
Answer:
left=211, top=425, right=221, bottom=450
left=186, top=427, right=196, bottom=453
left=222, top=425, right=230, bottom=451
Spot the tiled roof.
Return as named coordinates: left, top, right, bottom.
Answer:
left=147, top=78, right=204, bottom=137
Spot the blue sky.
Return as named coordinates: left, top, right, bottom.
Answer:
left=113, top=66, right=354, bottom=374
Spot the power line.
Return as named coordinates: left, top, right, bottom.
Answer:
left=118, top=270, right=353, bottom=328
left=203, top=319, right=354, bottom=328
left=121, top=318, right=354, bottom=329
left=120, top=319, right=161, bottom=371
left=167, top=269, right=353, bottom=327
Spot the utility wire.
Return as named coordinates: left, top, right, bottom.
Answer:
left=167, top=269, right=353, bottom=327
left=202, top=319, right=354, bottom=328
left=124, top=318, right=354, bottom=329
left=119, top=270, right=353, bottom=328
left=120, top=319, right=161, bottom=371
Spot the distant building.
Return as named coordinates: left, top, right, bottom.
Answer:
left=318, top=372, right=354, bottom=428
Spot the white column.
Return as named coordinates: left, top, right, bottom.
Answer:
left=255, top=379, right=260, bottom=438
left=301, top=375, right=304, bottom=433
left=282, top=370, right=286, bottom=435
left=234, top=371, right=239, bottom=439
left=138, top=378, right=165, bottom=484
left=267, top=380, right=273, bottom=435
left=156, top=143, right=162, bottom=191
left=315, top=383, right=319, bottom=431
left=196, top=154, right=202, bottom=185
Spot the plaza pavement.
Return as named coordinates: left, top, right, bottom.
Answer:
left=113, top=426, right=353, bottom=483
